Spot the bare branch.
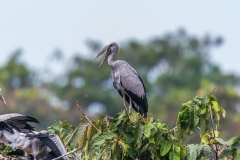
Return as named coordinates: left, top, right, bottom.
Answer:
left=76, top=101, right=102, bottom=134
left=64, top=126, right=79, bottom=147
left=52, top=147, right=80, bottom=160
left=209, top=105, right=219, bottom=159
left=208, top=88, right=216, bottom=97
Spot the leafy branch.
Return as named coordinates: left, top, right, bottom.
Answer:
left=2, top=92, right=240, bottom=159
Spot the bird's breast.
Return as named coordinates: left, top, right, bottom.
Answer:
left=111, top=71, right=124, bottom=92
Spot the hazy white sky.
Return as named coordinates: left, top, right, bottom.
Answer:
left=0, top=1, right=239, bottom=75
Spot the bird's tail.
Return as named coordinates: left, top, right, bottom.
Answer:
left=143, top=113, right=147, bottom=118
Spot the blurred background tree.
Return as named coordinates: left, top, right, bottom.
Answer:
left=0, top=29, right=239, bottom=140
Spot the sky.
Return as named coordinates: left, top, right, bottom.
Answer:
left=0, top=1, right=239, bottom=75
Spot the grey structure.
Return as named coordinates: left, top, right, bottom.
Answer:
left=0, top=88, right=7, bottom=107
left=94, top=42, right=148, bottom=117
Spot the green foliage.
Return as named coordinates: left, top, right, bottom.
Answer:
left=1, top=145, right=13, bottom=157
left=45, top=94, right=240, bottom=160
left=176, top=94, right=226, bottom=141
left=1, top=93, right=240, bottom=160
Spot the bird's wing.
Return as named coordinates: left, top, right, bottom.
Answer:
left=5, top=114, right=39, bottom=123
left=3, top=114, right=39, bottom=133
left=7, top=149, right=25, bottom=156
left=119, top=64, right=148, bottom=113
left=0, top=121, right=14, bottom=133
left=48, top=134, right=67, bottom=158
left=120, top=64, right=146, bottom=97
left=7, top=149, right=34, bottom=160
left=37, top=133, right=66, bottom=160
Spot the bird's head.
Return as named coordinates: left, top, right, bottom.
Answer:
left=0, top=88, right=7, bottom=107
left=94, top=42, right=118, bottom=68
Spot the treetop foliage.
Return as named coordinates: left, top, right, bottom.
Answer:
left=10, top=93, right=234, bottom=160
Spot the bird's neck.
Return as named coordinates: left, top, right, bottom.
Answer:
left=108, top=55, right=114, bottom=66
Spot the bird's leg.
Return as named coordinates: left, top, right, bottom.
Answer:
left=129, top=97, right=132, bottom=114
left=122, top=94, right=128, bottom=114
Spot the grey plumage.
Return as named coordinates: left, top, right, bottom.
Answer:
left=26, top=131, right=67, bottom=160
left=0, top=113, right=39, bottom=133
left=94, top=42, right=148, bottom=117
left=0, top=113, right=67, bottom=160
left=0, top=113, right=40, bottom=159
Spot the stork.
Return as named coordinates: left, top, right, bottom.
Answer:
left=0, top=88, right=7, bottom=106
left=7, top=130, right=67, bottom=160
left=0, top=113, right=39, bottom=157
left=94, top=42, right=148, bottom=117
left=0, top=113, right=67, bottom=160
left=24, top=131, right=67, bottom=160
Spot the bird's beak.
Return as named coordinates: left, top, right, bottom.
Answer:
left=0, top=94, right=7, bottom=107
left=94, top=45, right=109, bottom=68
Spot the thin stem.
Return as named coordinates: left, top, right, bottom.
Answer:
left=76, top=101, right=102, bottom=134
left=52, top=147, right=80, bottom=160
left=209, top=107, right=215, bottom=138
left=209, top=105, right=219, bottom=159
left=208, top=88, right=216, bottom=97
left=64, top=126, right=79, bottom=147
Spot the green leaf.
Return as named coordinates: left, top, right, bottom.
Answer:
left=198, top=106, right=206, bottom=114
left=204, top=97, right=210, bottom=105
left=201, top=135, right=209, bottom=144
left=154, top=122, right=168, bottom=130
left=219, top=106, right=226, bottom=118
left=209, top=94, right=217, bottom=101
left=139, top=143, right=149, bottom=155
left=118, top=139, right=129, bottom=155
left=180, top=144, right=187, bottom=159
left=220, top=147, right=231, bottom=160
left=169, top=145, right=180, bottom=160
left=92, top=131, right=117, bottom=146
left=226, top=136, right=240, bottom=146
left=2, top=145, right=13, bottom=156
left=193, top=98, right=202, bottom=105
left=211, top=101, right=220, bottom=112
left=134, top=122, right=143, bottom=147
left=187, top=144, right=198, bottom=160
left=214, top=111, right=221, bottom=127
left=70, top=122, right=89, bottom=148
left=149, top=135, right=155, bottom=144
left=215, top=138, right=228, bottom=145
left=189, top=105, right=199, bottom=135
left=52, top=122, right=62, bottom=132
left=47, top=128, right=55, bottom=134
left=199, top=116, right=208, bottom=137
left=144, top=123, right=155, bottom=137
left=232, top=148, right=240, bottom=159
left=198, top=145, right=215, bottom=159
left=160, top=140, right=172, bottom=156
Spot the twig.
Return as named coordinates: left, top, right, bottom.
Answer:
left=76, top=101, right=102, bottom=134
left=52, top=147, right=80, bottom=160
left=169, top=126, right=177, bottom=133
left=76, top=152, right=82, bottom=157
left=209, top=107, right=215, bottom=138
left=64, top=126, right=79, bottom=147
left=208, top=88, right=216, bottom=97
left=209, top=105, right=219, bottom=159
